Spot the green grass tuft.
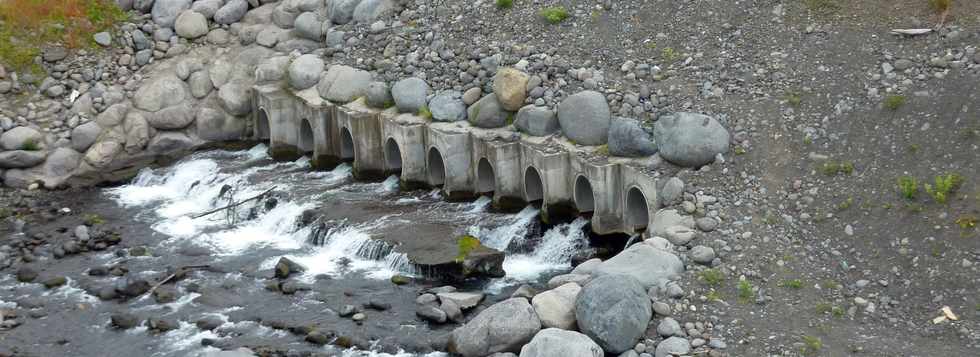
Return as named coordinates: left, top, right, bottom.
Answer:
left=804, top=0, right=841, bottom=16
left=698, top=269, right=724, bottom=286
left=496, top=0, right=513, bottom=9
left=417, top=105, right=432, bottom=121
left=820, top=160, right=854, bottom=176
left=737, top=279, right=755, bottom=303
left=785, top=91, right=803, bottom=107
left=897, top=176, right=919, bottom=200
left=595, top=144, right=609, bottom=156
left=455, top=235, right=481, bottom=263
left=781, top=279, right=804, bottom=289
left=929, top=0, right=952, bottom=13
left=924, top=173, right=963, bottom=204
left=883, top=95, right=906, bottom=111
left=20, top=138, right=41, bottom=151
left=539, top=6, right=569, bottom=24
left=801, top=335, right=823, bottom=356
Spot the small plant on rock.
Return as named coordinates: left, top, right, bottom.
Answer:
left=924, top=173, right=963, bottom=204
left=705, top=290, right=723, bottom=302
left=84, top=213, right=105, bottom=226
left=661, top=47, right=680, bottom=63
left=595, top=144, right=609, bottom=156
left=883, top=95, right=906, bottom=111
left=698, top=268, right=724, bottom=286
left=417, top=105, right=433, bottom=121
left=737, top=279, right=755, bottom=303
left=539, top=6, right=569, bottom=24
left=898, top=175, right=918, bottom=199
left=21, top=138, right=40, bottom=151
left=496, top=0, right=513, bottom=9
left=956, top=215, right=977, bottom=230
left=454, top=235, right=481, bottom=263
left=801, top=335, right=823, bottom=356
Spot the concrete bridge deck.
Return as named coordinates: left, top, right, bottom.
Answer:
left=252, top=85, right=659, bottom=235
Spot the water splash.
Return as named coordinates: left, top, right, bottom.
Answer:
left=469, top=206, right=540, bottom=251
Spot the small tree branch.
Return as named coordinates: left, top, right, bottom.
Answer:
left=190, top=186, right=277, bottom=219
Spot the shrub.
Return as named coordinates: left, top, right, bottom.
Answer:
left=897, top=176, right=918, bottom=200
left=539, top=6, right=569, bottom=24
left=801, top=335, right=823, bottom=356
left=737, top=279, right=755, bottom=302
left=417, top=105, right=432, bottom=121
left=924, top=173, right=963, bottom=204
left=496, top=0, right=513, bottom=9
left=698, top=268, right=724, bottom=286
left=883, top=95, right=906, bottom=111
left=820, top=160, right=854, bottom=176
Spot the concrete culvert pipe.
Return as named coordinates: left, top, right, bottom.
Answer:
left=256, top=108, right=271, bottom=140
left=298, top=119, right=314, bottom=153
left=340, top=127, right=355, bottom=161
left=524, top=166, right=544, bottom=202
left=574, top=175, right=595, bottom=213
left=427, top=147, right=446, bottom=186
left=626, top=186, right=649, bottom=229
left=385, top=138, right=403, bottom=174
left=477, top=158, right=495, bottom=194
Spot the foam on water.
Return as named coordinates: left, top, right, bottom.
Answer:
left=469, top=206, right=540, bottom=251
left=465, top=196, right=492, bottom=213
left=379, top=175, right=400, bottom=193
left=481, top=217, right=590, bottom=293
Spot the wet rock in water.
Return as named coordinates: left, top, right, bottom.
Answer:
left=339, top=304, right=357, bottom=317
left=416, top=305, right=447, bottom=324
left=416, top=293, right=438, bottom=306
left=97, top=285, right=118, bottom=300
left=351, top=313, right=366, bottom=322
left=305, top=329, right=334, bottom=345
left=153, top=285, right=178, bottom=303
left=42, top=276, right=67, bottom=289
left=274, top=256, right=306, bottom=279
left=88, top=266, right=109, bottom=277
left=279, top=279, right=310, bottom=294
left=366, top=299, right=392, bottom=311
left=110, top=312, right=141, bottom=329
left=519, top=328, right=604, bottom=357
left=575, top=274, right=651, bottom=353
left=448, top=297, right=541, bottom=356
left=390, top=274, right=410, bottom=285
left=15, top=267, right=38, bottom=283
left=437, top=291, right=484, bottom=310
left=147, top=317, right=179, bottom=332
left=116, top=277, right=152, bottom=297
left=196, top=316, right=225, bottom=331
left=511, top=284, right=537, bottom=299
left=439, top=297, right=463, bottom=323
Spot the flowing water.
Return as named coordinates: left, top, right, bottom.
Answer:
left=0, top=145, right=592, bottom=356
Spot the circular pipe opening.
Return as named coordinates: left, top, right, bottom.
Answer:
left=340, top=127, right=355, bottom=161
left=256, top=108, right=271, bottom=140
left=626, top=187, right=649, bottom=230
left=385, top=138, right=402, bottom=175
left=298, top=119, right=314, bottom=153
left=574, top=175, right=595, bottom=213
left=427, top=147, right=446, bottom=186
left=524, top=166, right=544, bottom=202
left=477, top=158, right=495, bottom=194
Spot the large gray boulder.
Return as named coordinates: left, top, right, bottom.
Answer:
left=650, top=209, right=695, bottom=238
left=134, top=0, right=154, bottom=13
left=123, top=112, right=150, bottom=153
left=254, top=56, right=291, bottom=83
left=152, top=0, right=192, bottom=28
left=293, top=12, right=323, bottom=40
left=133, top=74, right=189, bottom=112
left=449, top=298, right=541, bottom=356
left=84, top=140, right=122, bottom=169
left=467, top=94, right=509, bottom=128
left=197, top=107, right=245, bottom=141
left=71, top=122, right=102, bottom=152
left=653, top=112, right=730, bottom=167
left=214, top=0, right=249, bottom=25
left=493, top=68, right=529, bottom=111
left=188, top=70, right=213, bottom=98
left=531, top=282, right=580, bottom=330
left=557, top=91, right=610, bottom=145
left=654, top=337, right=690, bottom=357
left=515, top=105, right=559, bottom=136
left=316, top=65, right=372, bottom=103
left=218, top=82, right=253, bottom=116
left=428, top=91, right=466, bottom=122
left=1, top=126, right=43, bottom=150
left=365, top=81, right=393, bottom=108
left=591, top=244, right=683, bottom=289
left=330, top=0, right=362, bottom=25
left=0, top=150, right=47, bottom=169
left=174, top=10, right=208, bottom=39
left=519, top=328, right=603, bottom=357
left=42, top=147, right=81, bottom=184
left=191, top=0, right=223, bottom=19
left=287, top=54, right=323, bottom=90
left=147, top=104, right=195, bottom=130
left=608, top=117, right=657, bottom=157
left=391, top=77, right=430, bottom=113
left=575, top=274, right=652, bottom=353
left=352, top=0, right=394, bottom=23
left=147, top=132, right=195, bottom=155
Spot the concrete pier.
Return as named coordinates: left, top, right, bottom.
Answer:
left=252, top=86, right=661, bottom=235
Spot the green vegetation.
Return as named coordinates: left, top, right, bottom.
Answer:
left=801, top=335, right=823, bottom=356
left=804, top=0, right=841, bottom=16
left=898, top=175, right=919, bottom=199
left=883, top=95, right=906, bottom=111
left=956, top=215, right=977, bottom=230
left=781, top=279, right=804, bottom=289
left=837, top=196, right=854, bottom=211
left=661, top=47, right=680, bottom=63
left=645, top=42, right=658, bottom=50
left=705, top=290, right=723, bottom=302
left=734, top=146, right=747, bottom=155
left=820, top=160, right=854, bottom=176
left=908, top=143, right=921, bottom=153
left=820, top=279, right=840, bottom=290
left=0, top=0, right=127, bottom=74
left=803, top=136, right=813, bottom=145
left=595, top=144, right=609, bottom=156
left=0, top=207, right=12, bottom=219
left=417, top=105, right=432, bottom=121
left=929, top=0, right=952, bottom=13
left=83, top=213, right=105, bottom=226
left=539, top=6, right=569, bottom=24
left=21, top=139, right=41, bottom=151
left=698, top=268, right=724, bottom=286
left=831, top=305, right=846, bottom=318
left=496, top=0, right=513, bottom=9
left=382, top=100, right=396, bottom=109
left=924, top=173, right=963, bottom=204
left=785, top=91, right=803, bottom=107
left=815, top=302, right=833, bottom=314
left=454, top=235, right=481, bottom=263
left=505, top=112, right=515, bottom=126
left=737, top=279, right=755, bottom=303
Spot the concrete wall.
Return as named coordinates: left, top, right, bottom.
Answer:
left=252, top=86, right=660, bottom=236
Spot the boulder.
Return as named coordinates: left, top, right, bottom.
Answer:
left=365, top=81, right=393, bottom=108
left=275, top=257, right=306, bottom=279
left=531, top=283, right=581, bottom=330
left=493, top=68, right=529, bottom=111
left=151, top=0, right=192, bottom=28
left=147, top=104, right=195, bottom=130
left=515, top=105, right=559, bottom=136
left=650, top=209, right=695, bottom=238
left=196, top=107, right=245, bottom=141
left=575, top=274, right=651, bottom=353
left=71, top=122, right=102, bottom=152
left=352, top=0, right=393, bottom=23
left=133, top=74, right=188, bottom=112
left=188, top=70, right=213, bottom=99
left=316, top=65, right=373, bottom=103
left=271, top=5, right=299, bottom=28
left=1, top=126, right=43, bottom=150
left=214, top=0, right=249, bottom=25
left=84, top=140, right=122, bottom=169
left=416, top=305, right=447, bottom=323
left=654, top=337, right=690, bottom=357
left=175, top=57, right=203, bottom=81
left=689, top=245, right=716, bottom=265
left=0, top=150, right=46, bottom=169
left=547, top=274, right=591, bottom=289
left=42, top=148, right=81, bottom=180
left=175, top=10, right=208, bottom=39
left=218, top=82, right=253, bottom=116
left=255, top=56, right=291, bottom=83
left=436, top=292, right=484, bottom=310
left=659, top=177, right=684, bottom=206
left=147, top=131, right=195, bottom=155
left=557, top=91, right=610, bottom=145
left=191, top=0, right=223, bottom=19
left=134, top=0, right=154, bottom=12
left=330, top=0, right=362, bottom=25
left=519, top=328, right=603, bottom=357
left=288, top=54, right=323, bottom=90
left=293, top=12, right=322, bottom=40
left=123, top=112, right=150, bottom=153
left=570, top=258, right=601, bottom=275
left=428, top=91, right=467, bottom=122
left=653, top=112, right=730, bottom=167
left=608, top=117, right=657, bottom=157
left=111, top=312, right=141, bottom=329
left=448, top=298, right=541, bottom=356
left=591, top=244, right=683, bottom=289
left=467, top=94, right=509, bottom=128
left=391, top=77, right=430, bottom=113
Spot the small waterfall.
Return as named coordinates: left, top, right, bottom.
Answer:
left=465, top=196, right=492, bottom=213
left=469, top=205, right=540, bottom=251
left=378, top=175, right=400, bottom=193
